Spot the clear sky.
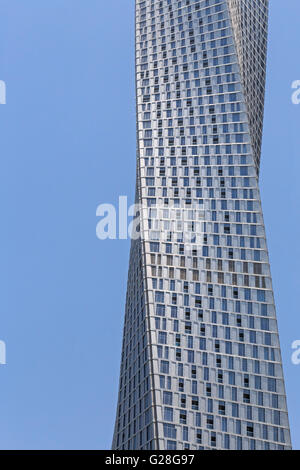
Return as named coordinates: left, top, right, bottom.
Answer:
left=0, top=0, right=299, bottom=450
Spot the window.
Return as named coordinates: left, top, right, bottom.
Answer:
left=247, top=423, right=254, bottom=437
left=164, top=424, right=176, bottom=439
left=167, top=440, right=176, bottom=450
left=192, top=397, right=199, bottom=410
left=158, top=331, right=167, bottom=344
left=207, top=415, right=214, bottom=429
left=232, top=403, right=239, bottom=417
left=180, top=411, right=187, bottom=424
left=164, top=407, right=173, bottom=422
left=163, top=391, right=172, bottom=405
left=196, top=429, right=202, bottom=444
left=160, top=361, right=169, bottom=374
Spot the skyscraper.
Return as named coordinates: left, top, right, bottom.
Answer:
left=112, top=0, right=291, bottom=450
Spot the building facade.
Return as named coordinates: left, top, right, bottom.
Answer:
left=112, top=0, right=292, bottom=450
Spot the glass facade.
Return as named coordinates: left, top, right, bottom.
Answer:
left=112, top=0, right=291, bottom=450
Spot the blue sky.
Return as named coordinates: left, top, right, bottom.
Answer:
left=0, top=0, right=299, bottom=450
